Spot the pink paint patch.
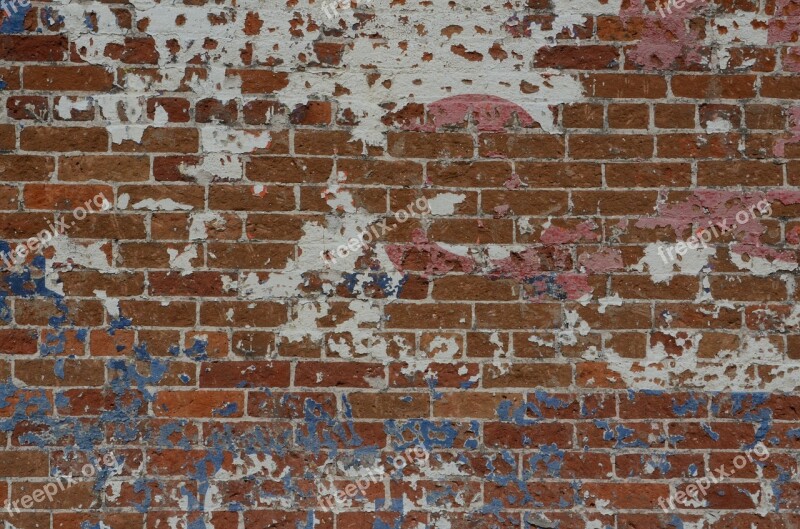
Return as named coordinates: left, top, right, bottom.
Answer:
left=773, top=107, right=800, bottom=158
left=408, top=94, right=537, bottom=132
left=504, top=173, right=524, bottom=190
left=635, top=190, right=770, bottom=243
left=489, top=248, right=544, bottom=282
left=578, top=248, right=624, bottom=274
left=781, top=45, right=800, bottom=72
left=620, top=0, right=705, bottom=70
left=385, top=229, right=476, bottom=277
left=524, top=273, right=593, bottom=302
left=540, top=221, right=600, bottom=244
left=488, top=248, right=572, bottom=282
left=556, top=274, right=593, bottom=301
left=767, top=16, right=800, bottom=43
left=493, top=204, right=510, bottom=218
left=787, top=226, right=800, bottom=245
left=767, top=188, right=800, bottom=205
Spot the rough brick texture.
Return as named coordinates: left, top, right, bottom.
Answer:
left=1, top=0, right=800, bottom=528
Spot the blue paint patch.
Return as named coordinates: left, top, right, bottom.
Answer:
left=496, top=400, right=542, bottom=425
left=525, top=443, right=564, bottom=478
left=170, top=336, right=208, bottom=361
left=213, top=402, right=238, bottom=417
left=385, top=419, right=479, bottom=451
left=524, top=273, right=568, bottom=301
left=83, top=13, right=96, bottom=30
left=54, top=357, right=66, bottom=379
left=297, top=397, right=363, bottom=455
left=0, top=2, right=31, bottom=34
left=644, top=453, right=671, bottom=476
left=341, top=271, right=407, bottom=298
left=672, top=393, right=704, bottom=417
left=701, top=422, right=720, bottom=441
left=533, top=390, right=571, bottom=410
left=108, top=316, right=133, bottom=334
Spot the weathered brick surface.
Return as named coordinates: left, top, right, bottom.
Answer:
left=0, top=0, right=800, bottom=527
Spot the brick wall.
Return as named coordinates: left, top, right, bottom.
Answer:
left=1, top=0, right=800, bottom=528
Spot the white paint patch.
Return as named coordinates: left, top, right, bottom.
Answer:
left=167, top=245, right=198, bottom=275
left=730, top=252, right=799, bottom=276
left=55, top=97, right=92, bottom=120
left=597, top=294, right=622, bottom=314
left=200, top=127, right=271, bottom=154
left=131, top=198, right=194, bottom=211
left=94, top=289, right=120, bottom=319
left=634, top=243, right=715, bottom=284
left=189, top=212, right=226, bottom=240
left=427, top=193, right=466, bottom=216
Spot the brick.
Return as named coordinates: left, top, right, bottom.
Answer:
left=432, top=276, right=519, bottom=301
left=761, top=76, right=800, bottom=98
left=570, top=134, right=653, bottom=159
left=153, top=391, right=244, bottom=417
left=21, top=127, right=108, bottom=152
left=149, top=272, right=231, bottom=297
left=147, top=97, right=190, bottom=122
left=0, top=155, right=55, bottom=181
left=295, top=361, right=386, bottom=388
left=427, top=161, right=511, bottom=187
left=24, top=65, right=114, bottom=91
left=246, top=157, right=333, bottom=183
left=23, top=184, right=113, bottom=210
left=117, top=301, right=196, bottom=327
left=196, top=98, right=238, bottom=124
left=199, top=361, right=290, bottom=388
left=562, top=103, right=604, bottom=128
left=59, top=155, right=150, bottom=182
left=515, top=162, right=601, bottom=187
left=228, top=69, right=289, bottom=93
left=484, top=363, right=572, bottom=388
left=112, top=128, right=199, bottom=153
left=672, top=75, right=757, bottom=99
left=605, top=162, right=691, bottom=187
left=0, top=329, right=38, bottom=355
left=199, top=301, right=287, bottom=327
left=608, top=103, right=649, bottom=129
left=534, top=45, right=618, bottom=69
left=346, top=393, right=430, bottom=418
left=484, top=422, right=573, bottom=447
left=7, top=96, right=49, bottom=120
left=208, top=185, right=294, bottom=211
left=582, top=74, right=668, bottom=98
left=697, top=161, right=783, bottom=186
left=385, top=303, right=471, bottom=329
left=388, top=132, right=473, bottom=158
left=655, top=103, right=695, bottom=128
